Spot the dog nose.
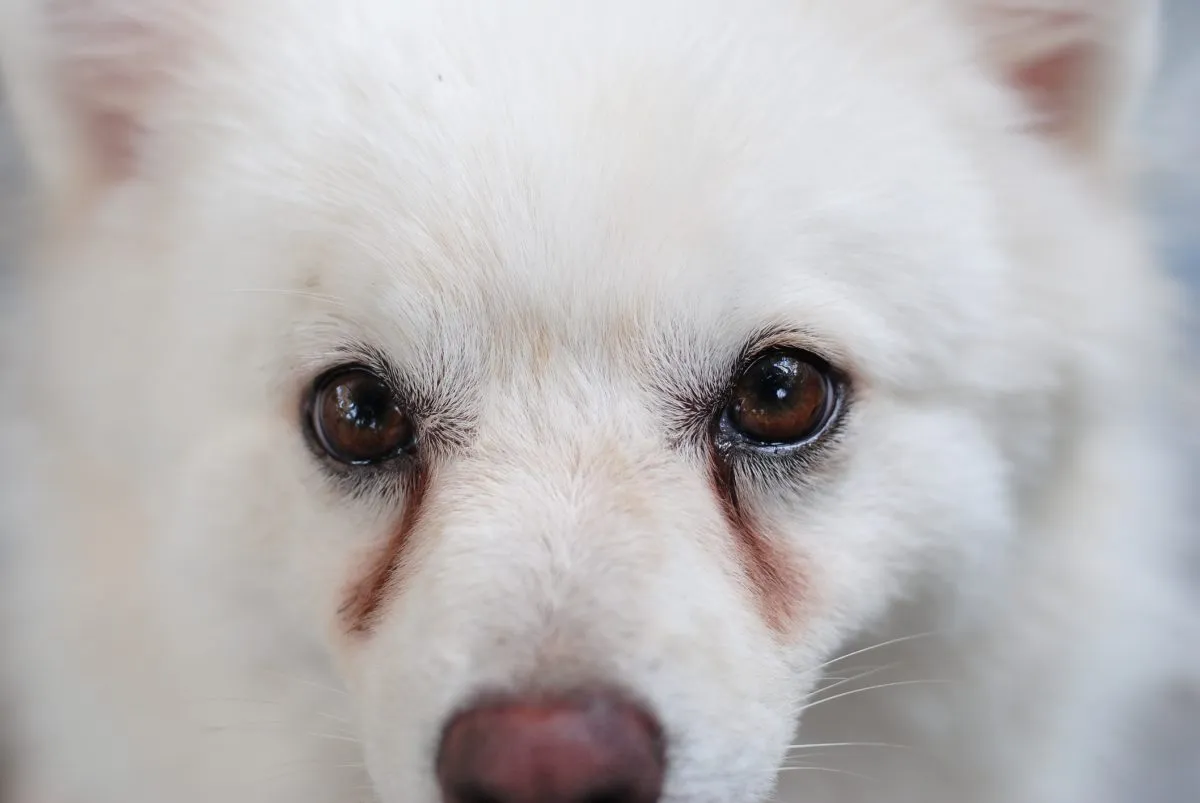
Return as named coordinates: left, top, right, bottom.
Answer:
left=436, top=689, right=666, bottom=803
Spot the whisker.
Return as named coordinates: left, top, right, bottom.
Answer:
left=801, top=679, right=951, bottom=713
left=814, top=631, right=940, bottom=672
left=776, top=765, right=878, bottom=784
left=813, top=674, right=863, bottom=683
left=783, top=750, right=829, bottom=761
left=306, top=731, right=361, bottom=745
left=786, top=741, right=911, bottom=752
left=316, top=710, right=354, bottom=725
left=807, top=662, right=901, bottom=699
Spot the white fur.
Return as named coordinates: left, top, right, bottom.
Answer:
left=0, top=1, right=1193, bottom=802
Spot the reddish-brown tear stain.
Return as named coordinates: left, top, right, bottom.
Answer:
left=340, top=471, right=429, bottom=636
left=708, top=452, right=806, bottom=635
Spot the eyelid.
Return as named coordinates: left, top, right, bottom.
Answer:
left=731, top=329, right=843, bottom=377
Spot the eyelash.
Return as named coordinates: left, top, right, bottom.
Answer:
left=329, top=461, right=421, bottom=506
left=303, top=345, right=483, bottom=501
left=672, top=339, right=851, bottom=482
left=717, top=409, right=849, bottom=488
left=308, top=332, right=850, bottom=499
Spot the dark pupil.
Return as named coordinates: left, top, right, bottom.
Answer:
left=334, top=378, right=392, bottom=434
left=748, top=356, right=802, bottom=410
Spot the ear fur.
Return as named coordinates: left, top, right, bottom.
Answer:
left=0, top=0, right=205, bottom=200
left=0, top=1, right=1162, bottom=196
left=956, top=0, right=1160, bottom=167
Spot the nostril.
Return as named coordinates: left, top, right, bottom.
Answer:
left=436, top=688, right=665, bottom=803
left=451, top=784, right=507, bottom=803
left=581, top=789, right=633, bottom=803
left=448, top=788, right=630, bottom=803
left=449, top=783, right=639, bottom=803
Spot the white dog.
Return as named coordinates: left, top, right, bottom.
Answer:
left=0, top=1, right=1193, bottom=802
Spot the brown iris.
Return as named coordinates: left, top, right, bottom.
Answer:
left=726, top=349, right=835, bottom=445
left=310, top=368, right=415, bottom=464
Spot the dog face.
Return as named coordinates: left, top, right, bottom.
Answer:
left=1, top=1, right=1162, bottom=801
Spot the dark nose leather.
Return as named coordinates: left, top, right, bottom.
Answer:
left=436, top=688, right=666, bottom=803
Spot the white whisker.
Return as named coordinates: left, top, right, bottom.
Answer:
left=786, top=741, right=911, bottom=752
left=815, top=631, right=940, bottom=672
left=316, top=710, right=353, bottom=725
left=807, top=662, right=901, bottom=699
left=776, top=765, right=878, bottom=784
left=306, top=731, right=361, bottom=745
left=801, top=679, right=951, bottom=713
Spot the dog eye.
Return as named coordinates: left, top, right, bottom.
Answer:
left=725, top=349, right=837, bottom=445
left=309, top=367, right=415, bottom=465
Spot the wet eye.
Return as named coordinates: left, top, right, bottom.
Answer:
left=309, top=367, right=415, bottom=465
left=725, top=349, right=838, bottom=445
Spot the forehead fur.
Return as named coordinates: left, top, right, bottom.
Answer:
left=139, top=0, right=1021, bottom=393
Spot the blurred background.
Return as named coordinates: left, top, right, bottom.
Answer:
left=0, top=0, right=1195, bottom=801
left=1126, top=4, right=1200, bottom=800
left=1147, top=1, right=1200, bottom=315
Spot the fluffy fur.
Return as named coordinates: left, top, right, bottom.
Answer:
left=0, top=1, right=1193, bottom=801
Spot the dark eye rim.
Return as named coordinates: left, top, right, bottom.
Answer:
left=304, top=364, right=417, bottom=467
left=713, top=347, right=847, bottom=452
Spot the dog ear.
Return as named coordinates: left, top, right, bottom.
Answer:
left=958, top=0, right=1160, bottom=167
left=0, top=0, right=209, bottom=201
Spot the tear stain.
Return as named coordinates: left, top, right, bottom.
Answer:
left=708, top=451, right=806, bottom=635
left=340, top=470, right=429, bottom=635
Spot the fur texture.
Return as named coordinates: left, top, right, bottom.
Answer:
left=0, top=1, right=1193, bottom=802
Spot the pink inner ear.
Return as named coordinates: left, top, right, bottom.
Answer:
left=68, top=101, right=143, bottom=183
left=1009, top=42, right=1094, bottom=139
left=972, top=4, right=1133, bottom=154
left=45, top=3, right=179, bottom=184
